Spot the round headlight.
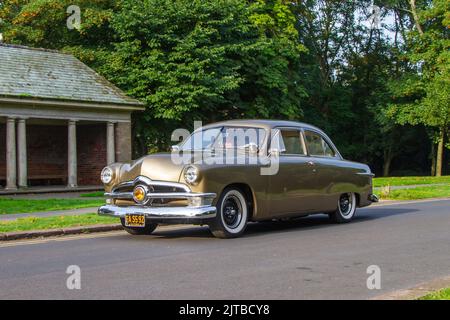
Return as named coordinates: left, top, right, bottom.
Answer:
left=133, top=185, right=147, bottom=204
left=184, top=166, right=199, bottom=185
left=100, top=167, right=113, bottom=184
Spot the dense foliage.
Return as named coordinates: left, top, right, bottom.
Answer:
left=0, top=0, right=448, bottom=175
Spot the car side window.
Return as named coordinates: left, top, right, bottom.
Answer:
left=304, top=130, right=335, bottom=157
left=279, top=130, right=306, bottom=155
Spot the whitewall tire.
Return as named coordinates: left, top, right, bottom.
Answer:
left=209, top=188, right=249, bottom=238
left=329, top=192, right=357, bottom=223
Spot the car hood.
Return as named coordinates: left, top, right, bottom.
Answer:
left=115, top=150, right=262, bottom=186
left=118, top=153, right=185, bottom=183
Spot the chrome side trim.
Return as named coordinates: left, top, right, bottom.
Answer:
left=105, top=192, right=133, bottom=199
left=98, top=204, right=216, bottom=220
left=356, top=172, right=375, bottom=177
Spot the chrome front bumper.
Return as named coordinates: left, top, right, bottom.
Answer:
left=98, top=204, right=217, bottom=220
left=99, top=176, right=217, bottom=222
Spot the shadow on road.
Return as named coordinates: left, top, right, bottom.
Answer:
left=145, top=207, right=420, bottom=240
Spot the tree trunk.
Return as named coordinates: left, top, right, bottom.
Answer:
left=430, top=142, right=436, bottom=176
left=383, top=147, right=393, bottom=177
left=436, top=127, right=445, bottom=177
left=408, top=0, right=424, bottom=35
left=383, top=158, right=392, bottom=177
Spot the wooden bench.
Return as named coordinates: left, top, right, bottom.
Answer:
left=0, top=175, right=66, bottom=181
left=29, top=174, right=66, bottom=180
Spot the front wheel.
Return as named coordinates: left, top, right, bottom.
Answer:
left=120, top=218, right=158, bottom=235
left=329, top=192, right=357, bottom=223
left=209, top=187, right=249, bottom=239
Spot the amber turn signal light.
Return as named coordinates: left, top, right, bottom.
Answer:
left=133, top=185, right=147, bottom=204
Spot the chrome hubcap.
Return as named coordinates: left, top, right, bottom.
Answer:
left=223, top=195, right=242, bottom=229
left=339, top=193, right=353, bottom=216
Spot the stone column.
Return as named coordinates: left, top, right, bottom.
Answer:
left=106, top=122, right=115, bottom=165
left=115, top=122, right=132, bottom=162
left=5, top=117, right=17, bottom=190
left=17, top=118, right=28, bottom=188
left=67, top=120, right=77, bottom=188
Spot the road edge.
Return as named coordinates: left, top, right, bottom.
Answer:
left=373, top=197, right=450, bottom=206
left=1, top=197, right=449, bottom=242
left=371, top=275, right=450, bottom=300
left=0, top=224, right=122, bottom=241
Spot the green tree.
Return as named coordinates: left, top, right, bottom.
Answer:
left=1, top=0, right=306, bottom=154
left=0, top=0, right=118, bottom=73
left=103, top=0, right=307, bottom=152
left=386, top=0, right=449, bottom=176
left=1, top=0, right=445, bottom=176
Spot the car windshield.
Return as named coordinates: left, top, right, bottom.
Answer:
left=180, top=126, right=266, bottom=151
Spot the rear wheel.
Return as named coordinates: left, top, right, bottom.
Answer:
left=120, top=218, right=158, bottom=235
left=329, top=192, right=357, bottom=223
left=209, top=187, right=249, bottom=238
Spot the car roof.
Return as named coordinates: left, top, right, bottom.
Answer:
left=194, top=119, right=342, bottom=159
left=200, top=119, right=323, bottom=132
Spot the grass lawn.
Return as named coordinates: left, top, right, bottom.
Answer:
left=0, top=214, right=118, bottom=233
left=373, top=175, right=450, bottom=187
left=80, top=191, right=104, bottom=198
left=419, top=287, right=450, bottom=300
left=0, top=198, right=104, bottom=215
left=378, top=185, right=450, bottom=200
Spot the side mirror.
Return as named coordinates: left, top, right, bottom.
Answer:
left=268, top=148, right=280, bottom=157
left=171, top=145, right=180, bottom=152
left=244, top=142, right=259, bottom=155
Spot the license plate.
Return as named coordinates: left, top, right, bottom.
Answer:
left=124, top=214, right=146, bottom=227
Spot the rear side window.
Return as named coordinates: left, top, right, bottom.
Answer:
left=304, top=130, right=335, bottom=157
left=278, top=130, right=306, bottom=155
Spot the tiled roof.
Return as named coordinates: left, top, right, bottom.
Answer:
left=0, top=44, right=142, bottom=107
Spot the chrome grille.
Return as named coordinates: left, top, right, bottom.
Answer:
left=105, top=176, right=215, bottom=207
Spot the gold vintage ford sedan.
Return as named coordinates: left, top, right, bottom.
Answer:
left=98, top=120, right=378, bottom=238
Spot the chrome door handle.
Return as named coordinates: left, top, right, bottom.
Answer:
left=307, top=160, right=317, bottom=173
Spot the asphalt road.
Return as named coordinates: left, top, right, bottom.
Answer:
left=0, top=199, right=449, bottom=300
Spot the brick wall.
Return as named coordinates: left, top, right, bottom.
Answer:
left=77, top=124, right=106, bottom=185
left=0, top=123, right=106, bottom=187
left=0, top=123, right=5, bottom=185
left=27, top=125, right=67, bottom=185
left=27, top=123, right=106, bottom=186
